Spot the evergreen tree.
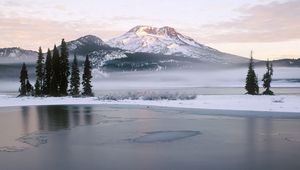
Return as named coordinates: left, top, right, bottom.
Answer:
left=82, top=55, right=93, bottom=96
left=59, top=39, right=70, bottom=96
left=245, top=51, right=259, bottom=95
left=262, top=60, right=274, bottom=95
left=70, top=54, right=80, bottom=96
left=43, top=49, right=52, bottom=95
left=34, top=47, right=44, bottom=96
left=26, top=79, right=34, bottom=96
left=50, top=45, right=60, bottom=97
left=19, top=63, right=33, bottom=96
left=19, top=63, right=28, bottom=96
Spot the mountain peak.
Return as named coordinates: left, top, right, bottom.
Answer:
left=65, top=35, right=112, bottom=55
left=75, top=35, right=104, bottom=44
left=158, top=26, right=177, bottom=37
left=0, top=47, right=38, bottom=63
left=107, top=25, right=247, bottom=64
left=129, top=25, right=178, bottom=37
left=129, top=25, right=151, bottom=32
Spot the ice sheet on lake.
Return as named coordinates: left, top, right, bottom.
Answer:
left=0, top=146, right=25, bottom=152
left=129, top=130, right=201, bottom=143
left=17, top=132, right=48, bottom=147
left=0, top=133, right=48, bottom=152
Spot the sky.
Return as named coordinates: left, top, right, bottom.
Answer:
left=0, top=0, right=299, bottom=60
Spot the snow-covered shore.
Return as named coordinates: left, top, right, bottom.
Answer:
left=0, top=95, right=299, bottom=113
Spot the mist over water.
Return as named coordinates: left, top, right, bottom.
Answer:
left=1, top=66, right=300, bottom=95
left=93, top=67, right=300, bottom=96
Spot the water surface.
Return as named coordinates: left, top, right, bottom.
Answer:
left=0, top=105, right=300, bottom=170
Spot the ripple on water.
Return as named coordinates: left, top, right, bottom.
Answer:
left=129, top=130, right=201, bottom=143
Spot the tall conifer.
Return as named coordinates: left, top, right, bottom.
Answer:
left=19, top=63, right=33, bottom=96
left=43, top=49, right=52, bottom=95
left=19, top=63, right=28, bottom=96
left=59, top=39, right=70, bottom=96
left=245, top=51, right=259, bottom=95
left=34, top=47, right=44, bottom=96
left=82, top=55, right=93, bottom=96
left=50, top=45, right=60, bottom=96
left=26, top=80, right=34, bottom=96
left=262, top=60, right=274, bottom=95
left=70, top=54, right=80, bottom=96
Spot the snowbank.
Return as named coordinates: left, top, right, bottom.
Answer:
left=0, top=95, right=299, bottom=113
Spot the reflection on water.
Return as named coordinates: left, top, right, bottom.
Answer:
left=0, top=105, right=300, bottom=170
left=41, top=106, right=69, bottom=131
left=37, top=105, right=93, bottom=131
left=21, top=107, right=30, bottom=134
left=246, top=118, right=256, bottom=170
left=83, top=106, right=93, bottom=125
left=5, top=105, right=96, bottom=145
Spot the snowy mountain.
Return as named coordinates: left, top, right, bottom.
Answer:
left=1, top=30, right=298, bottom=72
left=62, top=35, right=114, bottom=56
left=97, top=52, right=216, bottom=72
left=107, top=25, right=248, bottom=64
left=0, top=35, right=113, bottom=64
left=0, top=47, right=37, bottom=64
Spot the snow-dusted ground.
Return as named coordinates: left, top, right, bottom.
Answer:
left=0, top=95, right=299, bottom=113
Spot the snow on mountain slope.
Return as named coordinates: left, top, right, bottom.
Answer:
left=107, top=26, right=248, bottom=64
left=0, top=47, right=37, bottom=64
left=63, top=35, right=113, bottom=56
left=67, top=35, right=105, bottom=50
left=88, top=49, right=127, bottom=68
left=0, top=35, right=113, bottom=64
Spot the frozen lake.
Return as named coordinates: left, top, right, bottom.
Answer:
left=0, top=105, right=300, bottom=170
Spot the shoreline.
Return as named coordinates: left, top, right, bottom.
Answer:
left=0, top=95, right=299, bottom=113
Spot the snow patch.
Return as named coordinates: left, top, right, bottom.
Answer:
left=0, top=95, right=299, bottom=113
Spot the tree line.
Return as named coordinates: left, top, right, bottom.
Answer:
left=245, top=51, right=274, bottom=95
left=19, top=46, right=273, bottom=97
left=19, top=39, right=93, bottom=97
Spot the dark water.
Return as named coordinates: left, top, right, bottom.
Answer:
left=0, top=105, right=300, bottom=170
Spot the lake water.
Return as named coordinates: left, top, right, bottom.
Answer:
left=0, top=105, right=300, bottom=170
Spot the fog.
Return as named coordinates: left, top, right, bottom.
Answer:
left=1, top=66, right=300, bottom=96
left=93, top=67, right=300, bottom=89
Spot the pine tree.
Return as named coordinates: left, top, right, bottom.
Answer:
left=34, top=47, right=44, bottom=96
left=82, top=55, right=93, bottom=96
left=70, top=54, right=80, bottom=96
left=19, top=63, right=33, bottom=96
left=26, top=79, right=34, bottom=96
left=245, top=51, right=259, bottom=95
left=59, top=39, right=70, bottom=96
left=262, top=60, right=274, bottom=95
left=50, top=45, right=60, bottom=97
left=43, top=49, right=52, bottom=95
left=19, top=63, right=28, bottom=96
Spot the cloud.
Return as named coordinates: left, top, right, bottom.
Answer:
left=0, top=1, right=22, bottom=7
left=53, top=4, right=66, bottom=11
left=0, top=17, right=122, bottom=50
left=201, top=0, right=300, bottom=43
left=111, top=16, right=142, bottom=21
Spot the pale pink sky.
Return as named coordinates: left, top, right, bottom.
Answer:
left=0, top=0, right=299, bottom=59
